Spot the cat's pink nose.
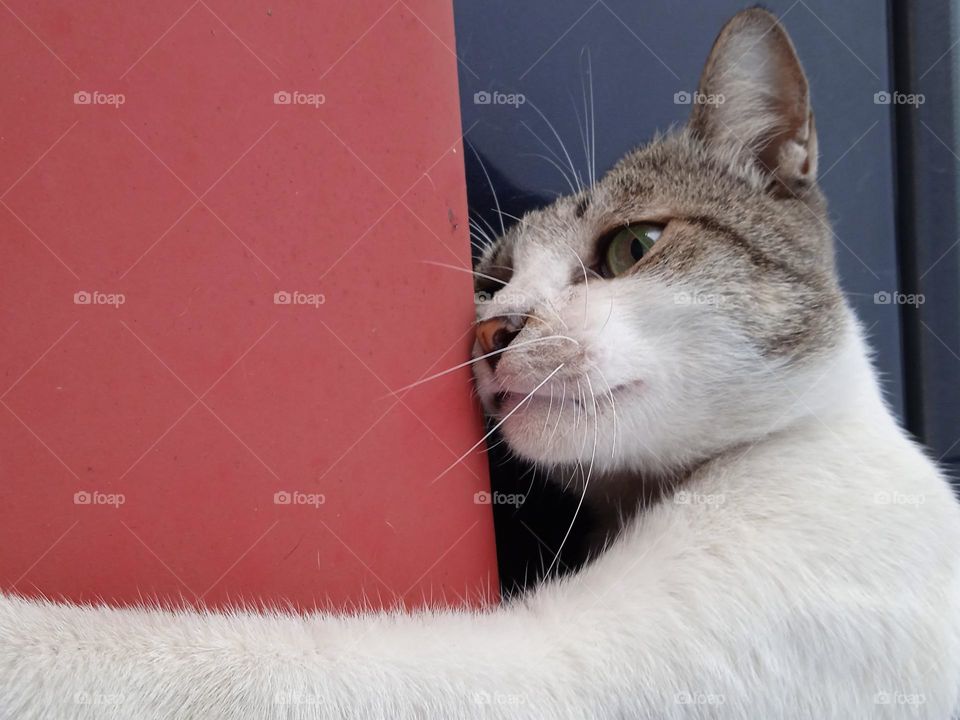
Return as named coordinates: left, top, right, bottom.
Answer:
left=476, top=316, right=525, bottom=370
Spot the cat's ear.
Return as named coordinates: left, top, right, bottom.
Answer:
left=689, top=8, right=817, bottom=188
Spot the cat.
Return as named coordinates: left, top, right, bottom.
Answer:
left=2, top=8, right=959, bottom=720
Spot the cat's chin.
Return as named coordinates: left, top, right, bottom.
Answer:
left=494, top=394, right=610, bottom=468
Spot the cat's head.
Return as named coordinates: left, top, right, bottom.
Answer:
left=472, top=9, right=850, bottom=479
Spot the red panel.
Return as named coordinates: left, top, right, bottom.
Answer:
left=0, top=0, right=497, bottom=611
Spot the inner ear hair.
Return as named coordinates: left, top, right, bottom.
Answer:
left=689, top=7, right=818, bottom=191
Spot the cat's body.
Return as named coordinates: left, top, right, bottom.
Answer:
left=3, top=9, right=960, bottom=719
left=3, top=332, right=959, bottom=719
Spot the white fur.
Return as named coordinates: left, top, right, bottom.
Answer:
left=3, top=9, right=959, bottom=716
left=1, top=324, right=959, bottom=719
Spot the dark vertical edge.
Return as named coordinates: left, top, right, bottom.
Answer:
left=889, top=0, right=925, bottom=441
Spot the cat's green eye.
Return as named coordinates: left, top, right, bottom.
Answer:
left=601, top=223, right=663, bottom=277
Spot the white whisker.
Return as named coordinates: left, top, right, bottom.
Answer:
left=546, top=374, right=599, bottom=578
left=484, top=436, right=510, bottom=453
left=518, top=122, right=577, bottom=192
left=548, top=379, right=566, bottom=445
left=576, top=379, right=593, bottom=458
left=519, top=151, right=580, bottom=196
left=421, top=260, right=506, bottom=287
left=469, top=237, right=489, bottom=255
left=540, top=298, right=570, bottom=331
left=544, top=384, right=555, bottom=434
left=431, top=363, right=565, bottom=484
left=587, top=49, right=596, bottom=187
left=599, top=295, right=616, bottom=335
left=468, top=218, right=495, bottom=252
left=522, top=464, right=538, bottom=510
left=595, top=367, right=620, bottom=460
left=526, top=100, right=584, bottom=194
left=576, top=48, right=597, bottom=188
left=383, top=335, right=578, bottom=397
left=561, top=242, right=590, bottom=326
left=466, top=141, right=505, bottom=236
left=569, top=88, right=591, bottom=190
left=477, top=214, right=500, bottom=243
left=471, top=213, right=501, bottom=249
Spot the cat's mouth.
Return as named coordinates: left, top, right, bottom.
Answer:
left=492, top=379, right=643, bottom=413
left=494, top=389, right=583, bottom=410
